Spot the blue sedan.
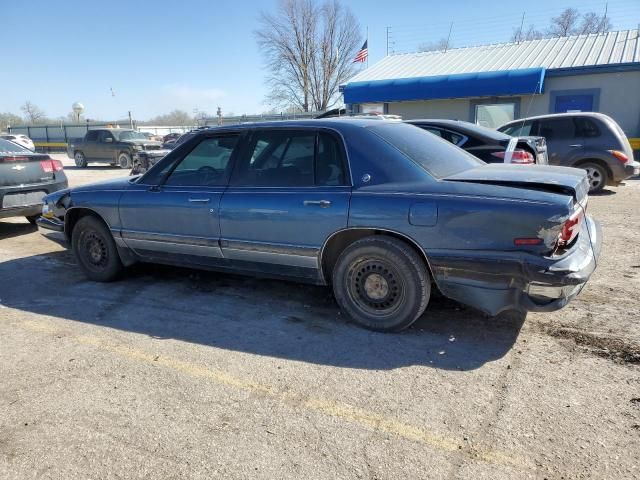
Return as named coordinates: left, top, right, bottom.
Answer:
left=38, top=119, right=601, bottom=331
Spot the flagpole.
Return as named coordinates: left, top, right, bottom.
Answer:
left=366, top=26, right=369, bottom=69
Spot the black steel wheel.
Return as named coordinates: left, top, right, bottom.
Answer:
left=332, top=236, right=430, bottom=332
left=72, top=215, right=123, bottom=282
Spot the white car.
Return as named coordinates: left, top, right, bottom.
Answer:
left=0, top=134, right=35, bottom=151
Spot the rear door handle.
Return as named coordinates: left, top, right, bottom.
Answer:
left=188, top=198, right=210, bottom=203
left=304, top=200, right=331, bottom=208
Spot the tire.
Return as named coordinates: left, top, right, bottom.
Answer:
left=25, top=214, right=40, bottom=225
left=74, top=151, right=87, bottom=168
left=118, top=152, right=132, bottom=169
left=580, top=162, right=607, bottom=193
left=332, top=236, right=430, bottom=332
left=71, top=215, right=123, bottom=282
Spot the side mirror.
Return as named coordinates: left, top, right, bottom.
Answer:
left=104, top=137, right=113, bottom=143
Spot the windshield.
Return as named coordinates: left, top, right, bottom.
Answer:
left=117, top=130, right=147, bottom=140
left=0, top=138, right=31, bottom=153
left=368, top=123, right=484, bottom=179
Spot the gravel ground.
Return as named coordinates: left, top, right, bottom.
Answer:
left=0, top=154, right=638, bottom=479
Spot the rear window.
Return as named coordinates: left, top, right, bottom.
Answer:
left=368, top=123, right=484, bottom=179
left=0, top=138, right=30, bottom=153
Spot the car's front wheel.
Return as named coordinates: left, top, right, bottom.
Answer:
left=72, top=216, right=123, bottom=282
left=332, top=236, right=430, bottom=332
left=74, top=151, right=87, bottom=168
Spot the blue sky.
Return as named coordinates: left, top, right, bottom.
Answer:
left=2, top=0, right=638, bottom=121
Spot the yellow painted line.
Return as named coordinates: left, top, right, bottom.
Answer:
left=17, top=317, right=535, bottom=472
left=33, top=142, right=68, bottom=147
left=629, top=138, right=640, bottom=150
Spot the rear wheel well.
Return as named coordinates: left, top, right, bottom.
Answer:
left=573, top=158, right=612, bottom=182
left=321, top=229, right=434, bottom=284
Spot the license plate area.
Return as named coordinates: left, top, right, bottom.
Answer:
left=2, top=190, right=46, bottom=208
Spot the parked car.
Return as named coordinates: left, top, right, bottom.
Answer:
left=38, top=119, right=600, bottom=332
left=407, top=119, right=548, bottom=165
left=498, top=113, right=640, bottom=193
left=140, top=131, right=164, bottom=142
left=0, top=138, right=68, bottom=224
left=67, top=129, right=169, bottom=169
left=163, top=132, right=182, bottom=143
left=1, top=133, right=35, bottom=151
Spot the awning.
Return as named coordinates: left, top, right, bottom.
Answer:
left=343, top=67, right=545, bottom=104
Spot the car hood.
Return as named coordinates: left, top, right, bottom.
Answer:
left=444, top=164, right=589, bottom=203
left=72, top=176, right=134, bottom=192
left=122, top=139, right=162, bottom=146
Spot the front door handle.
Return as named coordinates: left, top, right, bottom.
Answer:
left=188, top=198, right=210, bottom=203
left=569, top=144, right=583, bottom=148
left=304, top=200, right=331, bottom=208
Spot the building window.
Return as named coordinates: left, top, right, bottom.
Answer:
left=475, top=103, right=516, bottom=128
left=360, top=103, right=385, bottom=115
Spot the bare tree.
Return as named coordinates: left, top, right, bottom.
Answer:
left=0, top=112, right=23, bottom=128
left=20, top=101, right=46, bottom=124
left=418, top=38, right=450, bottom=52
left=256, top=0, right=362, bottom=112
left=145, top=109, right=194, bottom=126
left=511, top=24, right=544, bottom=43
left=548, top=8, right=581, bottom=36
left=579, top=11, right=612, bottom=34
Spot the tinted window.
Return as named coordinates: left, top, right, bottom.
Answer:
left=539, top=118, right=576, bottom=140
left=424, top=127, right=443, bottom=138
left=501, top=121, right=533, bottom=136
left=86, top=130, right=99, bottom=141
left=574, top=117, right=601, bottom=138
left=0, top=138, right=30, bottom=153
left=99, top=131, right=113, bottom=142
left=164, top=135, right=238, bottom=187
left=233, top=131, right=315, bottom=187
left=316, top=133, right=346, bottom=186
left=368, top=123, right=483, bottom=179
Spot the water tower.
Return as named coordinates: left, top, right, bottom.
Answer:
left=72, top=102, right=85, bottom=122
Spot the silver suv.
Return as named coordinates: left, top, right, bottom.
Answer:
left=499, top=112, right=639, bottom=193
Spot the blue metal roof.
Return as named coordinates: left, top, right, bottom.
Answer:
left=343, top=67, right=545, bottom=104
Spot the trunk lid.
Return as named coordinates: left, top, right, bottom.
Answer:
left=444, top=164, right=589, bottom=204
left=0, top=152, right=53, bottom=187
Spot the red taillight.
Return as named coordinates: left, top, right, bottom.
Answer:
left=557, top=209, right=584, bottom=247
left=2, top=156, right=30, bottom=162
left=40, top=159, right=64, bottom=173
left=608, top=150, right=629, bottom=163
left=491, top=150, right=535, bottom=164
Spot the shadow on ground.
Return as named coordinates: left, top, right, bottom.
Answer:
left=0, top=219, right=36, bottom=240
left=0, top=230, right=525, bottom=371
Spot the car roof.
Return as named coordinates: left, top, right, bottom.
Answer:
left=500, top=112, right=611, bottom=126
left=193, top=118, right=400, bottom=134
left=406, top=119, right=511, bottom=142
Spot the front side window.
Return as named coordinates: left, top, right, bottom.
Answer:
left=164, top=135, right=238, bottom=187
left=99, top=131, right=114, bottom=142
left=232, top=130, right=347, bottom=187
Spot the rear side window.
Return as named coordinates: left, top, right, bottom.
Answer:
left=501, top=121, right=533, bottom=136
left=85, top=130, right=99, bottom=141
left=232, top=130, right=347, bottom=187
left=574, top=118, right=601, bottom=138
left=369, top=123, right=483, bottom=179
left=538, top=118, right=576, bottom=139
left=0, top=138, right=30, bottom=153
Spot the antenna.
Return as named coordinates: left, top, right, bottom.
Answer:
left=445, top=22, right=453, bottom=53
left=517, top=12, right=526, bottom=43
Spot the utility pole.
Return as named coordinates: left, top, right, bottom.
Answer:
left=517, top=12, right=526, bottom=43
left=386, top=27, right=389, bottom=56
left=445, top=22, right=453, bottom=53
left=128, top=111, right=133, bottom=129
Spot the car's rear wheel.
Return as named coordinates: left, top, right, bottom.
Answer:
left=74, top=151, right=87, bottom=168
left=25, top=214, right=40, bottom=225
left=72, top=216, right=123, bottom=282
left=581, top=162, right=607, bottom=193
left=332, top=236, right=430, bottom=332
left=118, top=152, right=132, bottom=169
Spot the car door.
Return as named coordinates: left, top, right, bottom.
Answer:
left=118, top=133, right=241, bottom=263
left=97, top=130, right=116, bottom=162
left=219, top=128, right=350, bottom=274
left=82, top=130, right=100, bottom=159
left=536, top=117, right=583, bottom=167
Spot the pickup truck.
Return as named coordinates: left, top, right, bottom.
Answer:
left=67, top=128, right=169, bottom=169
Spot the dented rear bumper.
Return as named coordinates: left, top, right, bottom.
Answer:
left=428, top=215, right=601, bottom=316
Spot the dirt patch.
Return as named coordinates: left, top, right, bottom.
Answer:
left=541, top=325, right=640, bottom=364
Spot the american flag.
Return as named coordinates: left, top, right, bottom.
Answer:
left=353, top=40, right=368, bottom=63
